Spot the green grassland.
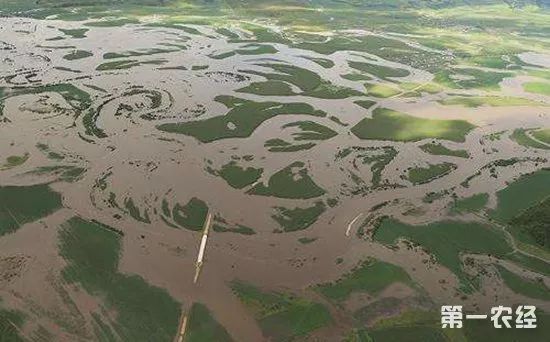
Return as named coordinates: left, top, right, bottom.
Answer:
left=0, top=153, right=29, bottom=170
left=59, top=217, right=181, bottom=341
left=407, top=163, right=456, bottom=185
left=123, top=197, right=151, bottom=223
left=523, top=81, right=550, bottom=96
left=96, top=59, right=166, bottom=71
left=348, top=61, right=410, bottom=80
left=282, top=121, right=338, bottom=141
left=240, top=63, right=363, bottom=99
left=231, top=281, right=332, bottom=342
left=264, top=139, right=316, bottom=153
left=0, top=304, right=25, bottom=342
left=364, top=83, right=401, bottom=98
left=217, top=161, right=263, bottom=189
left=210, top=43, right=277, bottom=59
left=271, top=201, right=326, bottom=232
left=317, top=258, right=415, bottom=302
left=451, top=193, right=489, bottom=214
left=59, top=28, right=89, bottom=38
left=25, top=165, right=87, bottom=183
left=162, top=197, right=209, bottom=231
left=63, top=50, right=93, bottom=60
left=532, top=128, right=550, bottom=144
left=496, top=265, right=550, bottom=300
left=157, top=97, right=326, bottom=143
left=511, top=128, right=550, bottom=150
left=438, top=96, right=545, bottom=108
left=262, top=121, right=337, bottom=152
left=509, top=197, right=550, bottom=252
left=351, top=108, right=475, bottom=142
left=434, top=68, right=513, bottom=91
left=0, top=184, right=62, bottom=236
left=185, top=303, right=233, bottom=342
left=489, top=169, right=550, bottom=222
left=366, top=311, right=447, bottom=342
left=248, top=162, right=325, bottom=199
left=302, top=56, right=334, bottom=68
left=419, top=142, right=469, bottom=158
left=373, top=218, right=512, bottom=292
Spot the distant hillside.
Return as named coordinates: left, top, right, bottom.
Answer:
left=26, top=0, right=550, bottom=8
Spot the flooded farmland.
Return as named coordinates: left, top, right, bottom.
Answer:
left=1, top=1, right=550, bottom=341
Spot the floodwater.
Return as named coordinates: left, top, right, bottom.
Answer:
left=1, top=17, right=549, bottom=341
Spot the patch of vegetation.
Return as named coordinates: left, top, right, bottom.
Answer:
left=407, top=163, right=456, bottom=185
left=0, top=153, right=29, bottom=170
left=348, top=61, right=410, bottom=80
left=509, top=197, right=550, bottom=251
left=451, top=193, right=489, bottom=214
left=419, top=142, right=469, bottom=158
left=302, top=56, right=334, bottom=68
left=157, top=97, right=325, bottom=143
left=217, top=161, right=263, bottom=189
left=213, top=223, right=255, bottom=235
left=241, top=63, right=362, bottom=99
left=351, top=108, right=475, bottom=142
left=167, top=197, right=209, bottom=231
left=0, top=304, right=25, bottom=342
left=532, top=128, right=550, bottom=144
left=298, top=237, right=317, bottom=244
left=210, top=43, right=277, bottom=59
left=434, top=68, right=512, bottom=90
left=511, top=128, right=550, bottom=150
left=123, top=197, right=151, bottom=224
left=341, top=73, right=372, bottom=81
left=7, top=83, right=91, bottom=112
left=36, top=143, right=65, bottom=160
left=103, top=48, right=180, bottom=59
left=185, top=303, right=233, bottom=342
left=364, top=83, right=400, bottom=98
left=282, top=121, right=337, bottom=141
left=496, top=265, right=550, bottom=300
left=361, top=146, right=398, bottom=187
left=236, top=81, right=295, bottom=96
left=490, top=169, right=550, bottom=222
left=366, top=310, right=445, bottom=342
left=264, top=139, right=317, bottom=153
left=84, top=18, right=139, bottom=27
left=354, top=100, right=376, bottom=110
left=26, top=165, right=86, bottom=182
left=523, top=81, right=550, bottom=96
left=230, top=281, right=332, bottom=341
left=373, top=218, right=512, bottom=292
left=439, top=96, right=544, bottom=108
left=272, top=201, right=326, bottom=232
left=59, top=217, right=181, bottom=342
left=249, top=162, right=325, bottom=199
left=317, top=258, right=414, bottom=301
left=59, top=28, right=88, bottom=38
left=0, top=184, right=62, bottom=236
left=96, top=59, right=165, bottom=71
left=63, top=50, right=93, bottom=60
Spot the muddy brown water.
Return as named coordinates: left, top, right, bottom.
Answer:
left=1, top=17, right=549, bottom=341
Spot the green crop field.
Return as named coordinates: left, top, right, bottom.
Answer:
left=352, top=108, right=475, bottom=142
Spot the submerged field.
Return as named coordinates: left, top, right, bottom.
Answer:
left=0, top=0, right=549, bottom=341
